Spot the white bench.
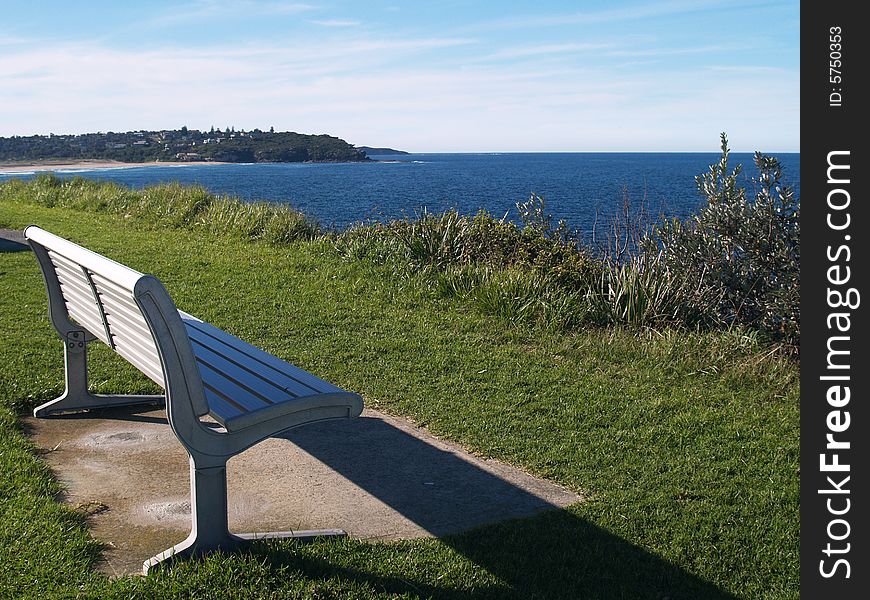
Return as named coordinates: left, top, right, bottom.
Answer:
left=24, top=226, right=364, bottom=573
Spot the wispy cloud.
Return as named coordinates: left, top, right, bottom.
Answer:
left=310, top=19, right=361, bottom=27
left=482, top=42, right=612, bottom=61
left=707, top=65, right=789, bottom=74
left=605, top=43, right=737, bottom=58
left=459, top=0, right=732, bottom=32
left=0, top=32, right=31, bottom=46
left=149, top=0, right=316, bottom=26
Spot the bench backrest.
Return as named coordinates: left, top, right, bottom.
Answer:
left=25, top=226, right=209, bottom=416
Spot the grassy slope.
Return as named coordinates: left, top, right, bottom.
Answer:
left=0, top=201, right=799, bottom=599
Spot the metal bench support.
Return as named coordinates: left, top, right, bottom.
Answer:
left=33, top=330, right=164, bottom=417
left=143, top=454, right=347, bottom=572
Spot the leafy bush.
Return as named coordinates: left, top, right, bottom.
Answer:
left=335, top=198, right=600, bottom=286
left=648, top=133, right=799, bottom=345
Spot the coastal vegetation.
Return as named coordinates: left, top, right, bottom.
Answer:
left=3, top=135, right=799, bottom=350
left=339, top=135, right=799, bottom=349
left=0, top=127, right=369, bottom=164
left=0, top=143, right=799, bottom=598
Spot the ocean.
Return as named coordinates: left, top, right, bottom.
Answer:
left=2, top=152, right=800, bottom=235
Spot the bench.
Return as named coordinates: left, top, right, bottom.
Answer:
left=24, top=226, right=364, bottom=573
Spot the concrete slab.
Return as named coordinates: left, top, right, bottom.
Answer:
left=26, top=406, right=582, bottom=576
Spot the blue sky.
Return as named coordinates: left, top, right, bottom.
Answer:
left=0, top=1, right=799, bottom=152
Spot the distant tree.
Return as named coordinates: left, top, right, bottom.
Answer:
left=210, top=126, right=215, bottom=135
left=181, top=126, right=188, bottom=134
left=270, top=126, right=275, bottom=134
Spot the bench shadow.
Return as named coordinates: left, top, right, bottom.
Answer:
left=273, top=417, right=737, bottom=599
left=34, top=405, right=218, bottom=429
left=0, top=237, right=29, bottom=253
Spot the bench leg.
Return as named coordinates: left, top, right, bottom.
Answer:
left=143, top=456, right=235, bottom=573
left=143, top=455, right=347, bottom=574
left=33, top=339, right=164, bottom=417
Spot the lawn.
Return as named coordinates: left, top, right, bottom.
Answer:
left=0, top=198, right=799, bottom=599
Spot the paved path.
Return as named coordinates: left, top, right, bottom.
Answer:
left=27, top=407, right=582, bottom=576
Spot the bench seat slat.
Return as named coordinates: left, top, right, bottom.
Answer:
left=103, top=304, right=154, bottom=341
left=202, top=387, right=245, bottom=422
left=114, top=344, right=165, bottom=385
left=89, top=270, right=138, bottom=296
left=53, top=267, right=96, bottom=303
left=56, top=276, right=97, bottom=313
left=189, top=340, right=296, bottom=406
left=57, top=273, right=97, bottom=302
left=49, top=253, right=114, bottom=346
left=57, top=288, right=109, bottom=343
left=92, top=276, right=142, bottom=312
left=186, top=325, right=320, bottom=400
left=48, top=250, right=89, bottom=276
left=181, top=315, right=343, bottom=396
left=50, top=258, right=90, bottom=284
left=110, top=331, right=165, bottom=384
left=196, top=360, right=272, bottom=415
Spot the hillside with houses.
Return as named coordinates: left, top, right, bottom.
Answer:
left=0, top=127, right=370, bottom=163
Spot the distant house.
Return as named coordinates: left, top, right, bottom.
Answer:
left=106, top=142, right=127, bottom=149
left=175, top=152, right=202, bottom=161
left=133, top=140, right=148, bottom=146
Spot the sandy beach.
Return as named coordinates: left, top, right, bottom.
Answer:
left=0, top=159, right=225, bottom=175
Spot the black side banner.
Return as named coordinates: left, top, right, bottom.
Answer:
left=801, top=3, right=869, bottom=597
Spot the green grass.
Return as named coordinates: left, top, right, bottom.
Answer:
left=0, top=198, right=799, bottom=599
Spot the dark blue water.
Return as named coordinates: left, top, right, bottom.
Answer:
left=3, top=153, right=799, bottom=234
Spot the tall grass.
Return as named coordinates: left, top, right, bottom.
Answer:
left=0, top=174, right=319, bottom=243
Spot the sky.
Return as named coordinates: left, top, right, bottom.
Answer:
left=0, top=1, right=799, bottom=152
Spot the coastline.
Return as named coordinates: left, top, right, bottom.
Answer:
left=0, top=159, right=229, bottom=175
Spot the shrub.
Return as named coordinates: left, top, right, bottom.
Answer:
left=337, top=199, right=600, bottom=287
left=648, top=133, right=800, bottom=346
